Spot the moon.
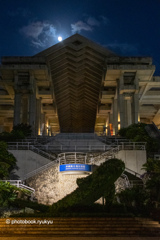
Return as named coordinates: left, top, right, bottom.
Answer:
left=58, top=36, right=62, bottom=42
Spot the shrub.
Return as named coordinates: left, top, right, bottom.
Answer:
left=0, top=181, right=19, bottom=207
left=12, top=199, right=49, bottom=213
left=51, top=159, right=125, bottom=213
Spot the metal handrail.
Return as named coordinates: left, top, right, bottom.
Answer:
left=29, top=145, right=56, bottom=161
left=129, top=180, right=144, bottom=187
left=58, top=152, right=88, bottom=165
left=125, top=167, right=142, bottom=178
left=8, top=142, right=146, bottom=152
left=23, top=159, right=59, bottom=180
left=90, top=146, right=120, bottom=165
left=8, top=143, right=56, bottom=161
left=1, top=180, right=35, bottom=193
left=23, top=153, right=89, bottom=180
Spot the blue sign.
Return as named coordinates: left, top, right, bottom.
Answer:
left=59, top=164, right=92, bottom=172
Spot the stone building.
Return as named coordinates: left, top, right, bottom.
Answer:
left=0, top=34, right=159, bottom=135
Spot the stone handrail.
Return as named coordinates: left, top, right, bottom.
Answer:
left=115, top=173, right=131, bottom=192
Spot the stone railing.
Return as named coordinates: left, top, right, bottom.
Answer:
left=115, top=173, right=131, bottom=193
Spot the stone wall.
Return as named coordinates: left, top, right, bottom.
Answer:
left=9, top=148, right=146, bottom=205
left=26, top=164, right=87, bottom=205
left=26, top=163, right=127, bottom=205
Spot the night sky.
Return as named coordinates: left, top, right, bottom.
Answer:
left=0, top=0, right=160, bottom=74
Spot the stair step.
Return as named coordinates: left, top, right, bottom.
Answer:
left=1, top=224, right=160, bottom=228
left=0, top=217, right=160, bottom=237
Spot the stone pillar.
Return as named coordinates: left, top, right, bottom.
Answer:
left=13, top=93, right=22, bottom=126
left=29, top=93, right=36, bottom=136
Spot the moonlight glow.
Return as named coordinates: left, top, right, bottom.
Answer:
left=58, top=36, right=62, bottom=42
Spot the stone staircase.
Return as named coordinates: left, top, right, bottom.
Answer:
left=0, top=217, right=160, bottom=237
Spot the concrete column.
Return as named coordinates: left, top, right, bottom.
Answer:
left=41, top=113, right=47, bottom=136
left=40, top=113, right=45, bottom=135
left=29, top=93, right=36, bottom=136
left=132, top=93, right=139, bottom=124
left=44, top=115, right=48, bottom=136
left=119, top=74, right=124, bottom=89
left=119, top=94, right=125, bottom=129
left=35, top=99, right=41, bottom=135
left=109, top=106, right=113, bottom=125
left=0, top=125, right=4, bottom=133
left=13, top=93, right=22, bottom=126
left=107, top=113, right=111, bottom=136
left=126, top=99, right=132, bottom=126
left=108, top=103, right=114, bottom=135
left=134, top=74, right=139, bottom=90
left=113, top=99, right=118, bottom=135
left=22, top=96, right=28, bottom=124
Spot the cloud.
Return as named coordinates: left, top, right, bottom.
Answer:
left=19, top=21, right=57, bottom=48
left=71, top=15, right=109, bottom=34
left=87, top=17, right=100, bottom=26
left=20, top=22, right=45, bottom=39
left=31, top=39, right=46, bottom=48
left=71, top=21, right=92, bottom=34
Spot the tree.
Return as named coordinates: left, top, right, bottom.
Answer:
left=12, top=123, right=32, bottom=137
left=142, top=158, right=160, bottom=206
left=117, top=185, right=148, bottom=213
left=0, top=141, right=17, bottom=179
left=118, top=123, right=160, bottom=154
left=0, top=123, right=32, bottom=142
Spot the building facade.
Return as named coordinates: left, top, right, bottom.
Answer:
left=0, top=34, right=160, bottom=135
